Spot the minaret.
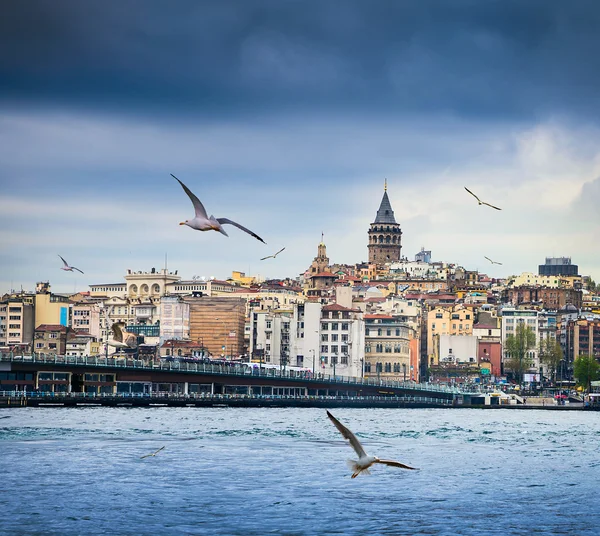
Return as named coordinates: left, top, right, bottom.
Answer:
left=367, top=179, right=402, bottom=264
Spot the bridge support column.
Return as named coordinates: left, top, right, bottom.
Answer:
left=183, top=382, right=188, bottom=395
left=211, top=383, right=214, bottom=395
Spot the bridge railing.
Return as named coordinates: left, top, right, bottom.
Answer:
left=0, top=353, right=460, bottom=395
left=0, top=390, right=453, bottom=406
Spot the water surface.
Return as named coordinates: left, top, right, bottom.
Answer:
left=1, top=407, right=598, bottom=535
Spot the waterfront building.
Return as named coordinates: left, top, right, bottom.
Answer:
left=71, top=300, right=102, bottom=338
left=65, top=332, right=100, bottom=357
left=500, top=308, right=541, bottom=377
left=159, top=296, right=190, bottom=342
left=34, top=324, right=69, bottom=355
left=0, top=295, right=34, bottom=349
left=564, top=317, right=600, bottom=364
left=368, top=182, right=402, bottom=265
left=427, top=305, right=474, bottom=366
left=185, top=296, right=246, bottom=358
left=34, top=282, right=70, bottom=327
left=364, top=315, right=412, bottom=382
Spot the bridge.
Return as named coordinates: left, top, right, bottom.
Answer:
left=0, top=353, right=458, bottom=407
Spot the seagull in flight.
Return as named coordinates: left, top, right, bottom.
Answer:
left=140, top=446, right=165, bottom=459
left=484, top=256, right=503, bottom=265
left=326, top=411, right=417, bottom=478
left=261, top=247, right=286, bottom=261
left=108, top=322, right=138, bottom=349
left=464, top=187, right=502, bottom=210
left=58, top=255, right=84, bottom=274
left=172, top=174, right=266, bottom=243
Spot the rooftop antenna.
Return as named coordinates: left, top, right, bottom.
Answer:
left=384, top=178, right=387, bottom=191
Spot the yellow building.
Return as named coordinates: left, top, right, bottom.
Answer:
left=34, top=282, right=70, bottom=328
left=229, top=271, right=260, bottom=287
left=427, top=305, right=474, bottom=366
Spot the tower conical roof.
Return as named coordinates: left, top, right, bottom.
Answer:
left=374, top=191, right=397, bottom=224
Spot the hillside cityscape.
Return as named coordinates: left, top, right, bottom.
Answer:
left=2, top=186, right=598, bottom=390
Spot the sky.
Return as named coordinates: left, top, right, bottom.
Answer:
left=1, top=0, right=600, bottom=294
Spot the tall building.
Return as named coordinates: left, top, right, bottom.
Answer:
left=368, top=181, right=402, bottom=264
left=34, top=282, right=70, bottom=328
left=539, top=257, right=579, bottom=277
left=0, top=296, right=35, bottom=349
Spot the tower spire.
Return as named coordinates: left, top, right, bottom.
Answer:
left=384, top=178, right=387, bottom=191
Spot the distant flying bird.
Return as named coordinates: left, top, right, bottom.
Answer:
left=260, top=247, right=286, bottom=261
left=58, top=255, right=84, bottom=274
left=464, top=187, right=502, bottom=210
left=172, top=174, right=266, bottom=244
left=326, top=411, right=417, bottom=478
left=108, top=322, right=138, bottom=349
left=140, top=446, right=165, bottom=459
left=484, top=256, right=503, bottom=265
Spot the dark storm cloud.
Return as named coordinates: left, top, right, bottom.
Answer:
left=2, top=0, right=600, bottom=118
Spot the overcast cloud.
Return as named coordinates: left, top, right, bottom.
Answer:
left=1, top=1, right=599, bottom=293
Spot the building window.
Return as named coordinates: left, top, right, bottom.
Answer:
left=321, top=345, right=328, bottom=353
left=341, top=355, right=348, bottom=365
left=266, top=321, right=272, bottom=329
left=331, top=323, right=339, bottom=330
left=341, top=334, right=348, bottom=342
left=331, top=334, right=338, bottom=342
left=321, top=334, right=328, bottom=342
left=341, top=323, right=349, bottom=330
left=395, top=329, right=400, bottom=336
left=321, top=323, right=328, bottom=330
left=331, top=345, right=338, bottom=354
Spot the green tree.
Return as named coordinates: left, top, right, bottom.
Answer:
left=504, top=323, right=536, bottom=384
left=538, top=337, right=563, bottom=383
left=573, top=355, right=600, bottom=391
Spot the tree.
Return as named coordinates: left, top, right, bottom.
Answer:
left=573, top=355, right=600, bottom=392
left=538, top=337, right=563, bottom=383
left=504, top=323, right=536, bottom=384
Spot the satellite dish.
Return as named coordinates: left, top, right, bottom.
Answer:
left=200, top=276, right=206, bottom=281
left=210, top=276, right=215, bottom=281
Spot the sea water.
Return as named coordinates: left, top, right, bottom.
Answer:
left=0, top=407, right=598, bottom=535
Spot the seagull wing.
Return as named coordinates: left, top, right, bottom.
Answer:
left=495, top=261, right=503, bottom=265
left=464, top=187, right=481, bottom=203
left=376, top=459, right=418, bottom=470
left=327, top=411, right=367, bottom=458
left=111, top=323, right=124, bottom=343
left=217, top=218, right=266, bottom=244
left=171, top=174, right=208, bottom=220
left=58, top=255, right=69, bottom=267
left=482, top=201, right=502, bottom=211
left=71, top=267, right=85, bottom=274
left=153, top=446, right=165, bottom=455
left=273, top=247, right=286, bottom=257
left=260, top=254, right=274, bottom=261
left=484, top=256, right=493, bottom=263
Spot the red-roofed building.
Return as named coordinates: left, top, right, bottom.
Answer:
left=34, top=324, right=69, bottom=355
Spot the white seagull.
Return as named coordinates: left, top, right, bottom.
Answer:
left=327, top=411, right=417, bottom=478
left=140, top=446, right=165, bottom=459
left=484, top=256, right=503, bottom=265
left=172, top=174, right=266, bottom=244
left=464, top=187, right=502, bottom=210
left=260, top=247, right=286, bottom=261
left=108, top=322, right=138, bottom=349
left=58, top=255, right=84, bottom=274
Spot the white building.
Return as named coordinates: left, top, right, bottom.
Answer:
left=439, top=334, right=478, bottom=365
left=249, top=300, right=365, bottom=378
left=501, top=308, right=540, bottom=372
left=159, top=296, right=190, bottom=341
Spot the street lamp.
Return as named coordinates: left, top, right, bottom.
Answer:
left=402, top=362, right=407, bottom=383
left=310, top=348, right=315, bottom=375
left=215, top=317, right=228, bottom=360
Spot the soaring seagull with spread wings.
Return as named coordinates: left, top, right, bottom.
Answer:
left=464, top=187, right=502, bottom=211
left=140, top=446, right=165, bottom=459
left=172, top=174, right=266, bottom=243
left=484, top=256, right=503, bottom=265
left=108, top=322, right=137, bottom=349
left=58, top=255, right=84, bottom=274
left=326, top=411, right=417, bottom=478
left=261, top=247, right=286, bottom=261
